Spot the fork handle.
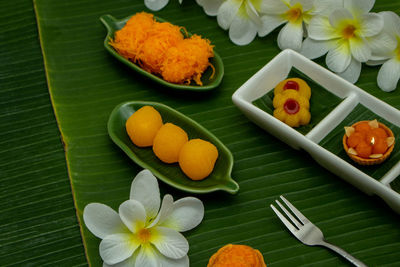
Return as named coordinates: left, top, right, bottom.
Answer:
left=320, top=240, right=367, bottom=267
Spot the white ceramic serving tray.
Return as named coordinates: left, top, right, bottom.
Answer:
left=232, top=49, right=400, bottom=214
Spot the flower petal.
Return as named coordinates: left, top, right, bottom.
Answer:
left=260, top=0, right=288, bottom=14
left=329, top=8, right=353, bottom=28
left=308, top=16, right=340, bottom=40
left=366, top=59, right=387, bottom=66
left=100, top=233, right=140, bottom=265
left=326, top=40, right=351, bottom=72
left=300, top=37, right=331, bottom=59
left=259, top=15, right=286, bottom=37
left=196, top=0, right=223, bottom=16
left=119, top=199, right=146, bottom=233
left=349, top=37, right=371, bottom=62
left=135, top=245, right=160, bottom=267
left=359, top=13, right=383, bottom=37
left=228, top=15, right=258, bottom=45
left=160, top=197, right=204, bottom=232
left=152, top=226, right=189, bottom=259
left=246, top=0, right=262, bottom=28
left=278, top=22, right=304, bottom=51
left=312, top=0, right=344, bottom=16
left=158, top=252, right=189, bottom=267
left=148, top=194, right=174, bottom=228
left=381, top=11, right=400, bottom=37
left=337, top=57, right=362, bottom=84
left=130, top=169, right=160, bottom=221
left=377, top=58, right=400, bottom=92
left=217, top=0, right=241, bottom=30
left=292, top=0, right=314, bottom=11
left=144, top=0, right=169, bottom=11
left=344, top=0, right=375, bottom=15
left=83, top=203, right=128, bottom=239
left=368, top=31, right=397, bottom=59
left=102, top=252, right=137, bottom=267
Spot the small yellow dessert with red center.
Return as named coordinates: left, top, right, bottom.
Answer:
left=153, top=123, right=188, bottom=163
left=343, top=119, right=395, bottom=165
left=273, top=90, right=311, bottom=127
left=207, top=244, right=266, bottom=267
left=125, top=106, right=163, bottom=147
left=274, top=78, right=311, bottom=99
left=178, top=139, right=218, bottom=180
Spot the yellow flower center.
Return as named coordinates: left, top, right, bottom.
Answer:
left=396, top=37, right=400, bottom=61
left=342, top=25, right=357, bottom=39
left=285, top=3, right=303, bottom=23
left=138, top=228, right=151, bottom=243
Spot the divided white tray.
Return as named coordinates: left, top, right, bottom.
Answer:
left=232, top=49, right=400, bottom=214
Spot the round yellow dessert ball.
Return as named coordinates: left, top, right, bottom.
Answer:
left=153, top=123, right=188, bottom=163
left=178, top=139, right=218, bottom=180
left=125, top=106, right=163, bottom=147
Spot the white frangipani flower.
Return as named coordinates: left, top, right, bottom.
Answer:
left=368, top=11, right=400, bottom=92
left=301, top=0, right=385, bottom=83
left=83, top=169, right=204, bottom=267
left=145, top=0, right=182, bottom=11
left=259, top=0, right=339, bottom=51
left=197, top=0, right=265, bottom=46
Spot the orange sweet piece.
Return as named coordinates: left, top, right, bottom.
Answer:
left=355, top=141, right=372, bottom=158
left=371, top=127, right=388, bottom=139
left=125, top=106, right=163, bottom=147
left=207, top=244, right=266, bottom=267
left=178, top=139, right=218, bottom=180
left=347, top=131, right=364, bottom=148
left=152, top=123, right=188, bottom=163
left=354, top=122, right=370, bottom=133
left=372, top=138, right=388, bottom=154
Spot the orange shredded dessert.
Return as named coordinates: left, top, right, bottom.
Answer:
left=110, top=12, right=214, bottom=85
left=207, top=244, right=267, bottom=267
left=138, top=22, right=184, bottom=73
left=162, top=35, right=214, bottom=85
left=110, top=12, right=155, bottom=62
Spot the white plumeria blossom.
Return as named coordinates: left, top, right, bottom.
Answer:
left=368, top=11, right=400, bottom=92
left=197, top=0, right=266, bottom=46
left=83, top=169, right=204, bottom=267
left=301, top=0, right=386, bottom=83
left=145, top=0, right=182, bottom=11
left=259, top=0, right=339, bottom=51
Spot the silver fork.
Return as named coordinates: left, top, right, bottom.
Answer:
left=271, top=195, right=367, bottom=267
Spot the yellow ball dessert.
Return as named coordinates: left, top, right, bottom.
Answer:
left=125, top=106, right=163, bottom=147
left=153, top=123, right=188, bottom=163
left=178, top=139, right=218, bottom=180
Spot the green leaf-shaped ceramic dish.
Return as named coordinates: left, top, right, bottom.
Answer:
left=108, top=101, right=239, bottom=194
left=100, top=14, right=224, bottom=91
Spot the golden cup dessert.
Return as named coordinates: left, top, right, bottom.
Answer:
left=153, top=123, right=188, bottom=163
left=178, top=139, right=218, bottom=180
left=125, top=106, right=163, bottom=147
left=343, top=119, right=395, bottom=165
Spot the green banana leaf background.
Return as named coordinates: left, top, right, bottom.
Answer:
left=1, top=0, right=400, bottom=266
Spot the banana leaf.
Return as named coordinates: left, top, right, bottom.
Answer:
left=6, top=0, right=397, bottom=266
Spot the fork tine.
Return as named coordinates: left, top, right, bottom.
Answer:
left=270, top=204, right=298, bottom=234
left=275, top=199, right=302, bottom=229
left=280, top=195, right=310, bottom=224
